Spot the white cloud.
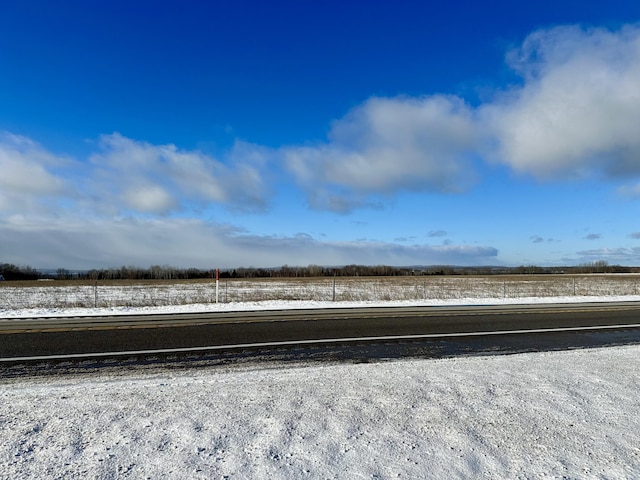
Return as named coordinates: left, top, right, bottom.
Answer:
left=281, top=24, right=640, bottom=211
left=482, top=25, right=640, bottom=179
left=6, top=24, right=640, bottom=222
left=122, top=185, right=177, bottom=214
left=0, top=135, right=82, bottom=227
left=0, top=216, right=498, bottom=270
left=283, top=95, right=478, bottom=211
left=0, top=132, right=72, bottom=213
left=89, top=133, right=269, bottom=214
left=0, top=132, right=270, bottom=218
left=617, top=182, right=640, bottom=197
left=575, top=247, right=640, bottom=264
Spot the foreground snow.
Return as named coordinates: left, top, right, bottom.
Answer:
left=2, top=345, right=640, bottom=479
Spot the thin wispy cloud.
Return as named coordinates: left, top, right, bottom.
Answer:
left=0, top=216, right=498, bottom=269
left=618, top=183, right=640, bottom=197
left=576, top=247, right=640, bottom=264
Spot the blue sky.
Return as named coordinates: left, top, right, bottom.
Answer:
left=1, top=0, right=640, bottom=269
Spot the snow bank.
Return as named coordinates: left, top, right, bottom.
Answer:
left=2, top=345, right=639, bottom=479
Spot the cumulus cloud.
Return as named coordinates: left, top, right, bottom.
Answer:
left=283, top=95, right=478, bottom=211
left=0, top=131, right=270, bottom=218
left=482, top=24, right=640, bottom=179
left=9, top=24, right=639, bottom=221
left=90, top=133, right=269, bottom=214
left=279, top=24, right=640, bottom=211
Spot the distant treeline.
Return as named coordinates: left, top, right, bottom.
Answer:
left=0, top=263, right=41, bottom=281
left=1, top=261, right=639, bottom=282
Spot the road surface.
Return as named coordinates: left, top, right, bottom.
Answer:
left=1, top=302, right=639, bottom=361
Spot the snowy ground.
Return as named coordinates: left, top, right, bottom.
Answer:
left=2, top=345, right=640, bottom=479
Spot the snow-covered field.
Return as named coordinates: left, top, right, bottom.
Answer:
left=2, top=274, right=640, bottom=312
left=2, top=274, right=640, bottom=318
left=2, top=345, right=640, bottom=479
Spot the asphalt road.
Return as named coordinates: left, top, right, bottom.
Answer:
left=1, top=302, right=640, bottom=360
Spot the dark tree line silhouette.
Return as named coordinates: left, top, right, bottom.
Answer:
left=0, top=263, right=40, bottom=281
left=1, top=261, right=638, bottom=282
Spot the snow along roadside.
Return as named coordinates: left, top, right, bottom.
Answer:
left=2, top=345, right=640, bottom=478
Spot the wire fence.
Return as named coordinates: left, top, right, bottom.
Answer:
left=1, top=275, right=639, bottom=310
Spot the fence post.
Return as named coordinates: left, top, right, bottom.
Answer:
left=332, top=271, right=336, bottom=302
